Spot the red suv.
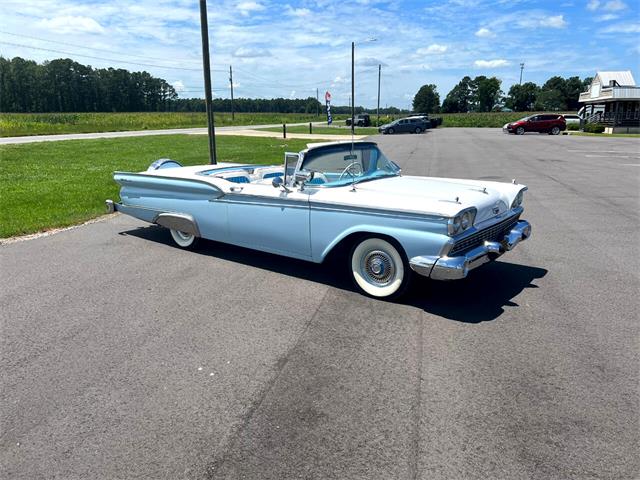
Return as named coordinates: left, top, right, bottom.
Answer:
left=503, top=114, right=566, bottom=135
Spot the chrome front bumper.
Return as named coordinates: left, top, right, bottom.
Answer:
left=410, top=220, right=532, bottom=280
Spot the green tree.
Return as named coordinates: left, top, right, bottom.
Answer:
left=412, top=84, right=440, bottom=113
left=472, top=76, right=503, bottom=112
left=505, top=82, right=539, bottom=111
left=537, top=76, right=567, bottom=110
left=442, top=76, right=473, bottom=113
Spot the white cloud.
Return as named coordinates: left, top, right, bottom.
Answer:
left=596, top=13, right=619, bottom=20
left=289, top=90, right=296, bottom=99
left=587, top=0, right=600, bottom=10
left=232, top=47, right=272, bottom=57
left=602, top=22, right=640, bottom=33
left=417, top=44, right=448, bottom=54
left=172, top=80, right=185, bottom=92
left=236, top=1, right=265, bottom=16
left=603, top=0, right=627, bottom=10
left=36, top=15, right=104, bottom=34
left=475, top=27, right=495, bottom=38
left=539, top=15, right=567, bottom=28
left=474, top=59, right=510, bottom=68
left=286, top=6, right=311, bottom=17
left=357, top=57, right=387, bottom=67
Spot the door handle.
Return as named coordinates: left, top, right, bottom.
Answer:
left=230, top=186, right=243, bottom=192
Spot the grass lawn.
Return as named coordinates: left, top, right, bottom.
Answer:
left=0, top=112, right=348, bottom=137
left=0, top=134, right=311, bottom=238
left=259, top=124, right=379, bottom=136
left=567, top=132, right=640, bottom=138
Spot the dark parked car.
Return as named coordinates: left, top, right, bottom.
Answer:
left=379, top=116, right=430, bottom=134
left=503, top=114, right=566, bottom=135
left=345, top=114, right=371, bottom=127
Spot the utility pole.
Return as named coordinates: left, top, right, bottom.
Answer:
left=351, top=41, right=355, bottom=135
left=519, top=62, right=525, bottom=85
left=229, top=65, right=234, bottom=120
left=316, top=88, right=319, bottom=117
left=377, top=64, right=381, bottom=127
left=199, top=0, right=216, bottom=164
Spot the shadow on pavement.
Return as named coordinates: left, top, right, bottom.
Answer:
left=121, top=225, right=546, bottom=324
left=407, top=261, right=547, bottom=323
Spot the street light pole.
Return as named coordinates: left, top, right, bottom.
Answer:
left=199, top=0, right=216, bottom=164
left=519, top=62, right=525, bottom=85
left=377, top=64, right=381, bottom=127
left=229, top=65, right=234, bottom=121
left=351, top=41, right=355, bottom=135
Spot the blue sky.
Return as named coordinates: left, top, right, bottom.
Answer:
left=1, top=0, right=639, bottom=108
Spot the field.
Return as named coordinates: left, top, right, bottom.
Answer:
left=0, top=135, right=311, bottom=238
left=0, top=111, right=560, bottom=137
left=439, top=112, right=534, bottom=127
left=0, top=112, right=347, bottom=137
left=260, top=123, right=379, bottom=136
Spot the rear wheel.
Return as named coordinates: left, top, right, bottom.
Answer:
left=516, top=126, right=525, bottom=135
left=350, top=237, right=411, bottom=299
left=169, top=229, right=199, bottom=249
left=551, top=126, right=561, bottom=135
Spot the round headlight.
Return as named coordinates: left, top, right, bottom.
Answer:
left=451, top=216, right=461, bottom=234
left=461, top=212, right=471, bottom=230
left=512, top=191, right=524, bottom=208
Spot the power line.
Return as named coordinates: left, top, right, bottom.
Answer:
left=0, top=40, right=213, bottom=72
left=0, top=30, right=203, bottom=65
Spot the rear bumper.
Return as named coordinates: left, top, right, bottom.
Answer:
left=409, top=220, right=532, bottom=280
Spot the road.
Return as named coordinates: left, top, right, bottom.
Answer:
left=0, top=122, right=329, bottom=145
left=1, top=129, right=638, bottom=479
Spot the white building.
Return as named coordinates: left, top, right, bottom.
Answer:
left=579, top=71, right=640, bottom=134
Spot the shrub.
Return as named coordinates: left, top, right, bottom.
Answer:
left=567, top=123, right=579, bottom=131
left=583, top=123, right=605, bottom=134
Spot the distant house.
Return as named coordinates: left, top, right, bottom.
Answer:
left=579, top=71, right=640, bottom=134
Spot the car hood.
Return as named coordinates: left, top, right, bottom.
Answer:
left=310, top=175, right=524, bottom=223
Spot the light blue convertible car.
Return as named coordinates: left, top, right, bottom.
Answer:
left=107, top=141, right=531, bottom=298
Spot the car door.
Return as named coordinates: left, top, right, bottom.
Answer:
left=527, top=115, right=541, bottom=132
left=224, top=153, right=311, bottom=258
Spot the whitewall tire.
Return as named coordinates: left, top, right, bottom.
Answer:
left=350, top=237, right=410, bottom=299
left=170, top=229, right=198, bottom=249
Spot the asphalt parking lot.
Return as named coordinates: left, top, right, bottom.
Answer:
left=1, top=128, right=638, bottom=479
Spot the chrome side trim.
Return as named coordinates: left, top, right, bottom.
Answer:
left=217, top=194, right=309, bottom=210
left=154, top=213, right=200, bottom=237
left=410, top=220, right=532, bottom=280
left=309, top=202, right=447, bottom=222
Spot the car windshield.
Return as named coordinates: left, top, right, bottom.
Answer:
left=301, top=143, right=400, bottom=187
left=517, top=116, right=531, bottom=122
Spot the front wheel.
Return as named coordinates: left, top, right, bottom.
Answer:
left=516, top=126, right=525, bottom=135
left=551, top=126, right=560, bottom=135
left=387, top=127, right=395, bottom=134
left=414, top=127, right=422, bottom=134
left=169, top=229, right=199, bottom=249
left=350, top=237, right=411, bottom=299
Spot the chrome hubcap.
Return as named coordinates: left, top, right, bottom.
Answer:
left=362, top=250, right=395, bottom=286
left=176, top=230, right=192, bottom=241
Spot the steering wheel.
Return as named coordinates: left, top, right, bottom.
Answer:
left=338, top=162, right=363, bottom=181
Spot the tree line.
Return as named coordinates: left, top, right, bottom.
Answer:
left=0, top=56, right=362, bottom=114
left=1, top=57, right=178, bottom=113
left=413, top=75, right=593, bottom=114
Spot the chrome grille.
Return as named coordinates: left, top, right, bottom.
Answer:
left=449, top=214, right=520, bottom=256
